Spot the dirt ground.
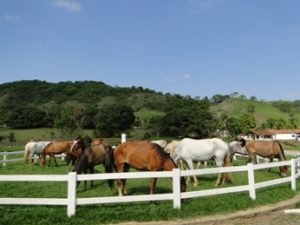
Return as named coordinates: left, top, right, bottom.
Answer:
left=113, top=194, right=300, bottom=225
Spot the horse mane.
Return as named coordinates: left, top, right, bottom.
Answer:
left=150, top=143, right=178, bottom=168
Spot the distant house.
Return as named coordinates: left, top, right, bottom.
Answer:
left=251, top=129, right=300, bottom=141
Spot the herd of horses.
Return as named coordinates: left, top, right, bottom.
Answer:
left=23, top=137, right=288, bottom=195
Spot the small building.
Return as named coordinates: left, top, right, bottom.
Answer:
left=251, top=129, right=300, bottom=141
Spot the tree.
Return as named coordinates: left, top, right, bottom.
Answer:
left=5, top=106, right=47, bottom=128
left=160, top=98, right=216, bottom=138
left=80, top=105, right=97, bottom=129
left=94, top=104, right=135, bottom=137
left=225, top=117, right=243, bottom=138
left=239, top=114, right=256, bottom=134
left=8, top=132, right=16, bottom=146
left=54, top=105, right=79, bottom=136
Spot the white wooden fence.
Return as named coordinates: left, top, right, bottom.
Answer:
left=0, top=158, right=300, bottom=217
left=0, top=150, right=66, bottom=166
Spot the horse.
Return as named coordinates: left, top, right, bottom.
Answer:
left=91, top=138, right=108, bottom=146
left=150, top=140, right=167, bottom=149
left=105, top=140, right=186, bottom=196
left=238, top=138, right=288, bottom=177
left=72, top=138, right=112, bottom=189
left=229, top=140, right=249, bottom=162
left=24, top=141, right=51, bottom=164
left=40, top=140, right=75, bottom=167
left=164, top=140, right=180, bottom=153
left=170, top=138, right=232, bottom=186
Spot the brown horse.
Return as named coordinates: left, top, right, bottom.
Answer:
left=72, top=138, right=112, bottom=189
left=105, top=140, right=186, bottom=196
left=66, top=138, right=108, bottom=166
left=40, top=141, right=75, bottom=167
left=239, top=138, right=288, bottom=177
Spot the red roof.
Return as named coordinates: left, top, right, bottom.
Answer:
left=252, top=129, right=300, bottom=136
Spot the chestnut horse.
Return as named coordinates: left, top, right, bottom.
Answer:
left=71, top=137, right=112, bottom=189
left=40, top=141, right=75, bottom=167
left=239, top=138, right=288, bottom=177
left=105, top=141, right=186, bottom=196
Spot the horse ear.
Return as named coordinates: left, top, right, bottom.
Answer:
left=239, top=138, right=246, bottom=147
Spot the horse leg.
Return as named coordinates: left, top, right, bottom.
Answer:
left=53, top=154, right=58, bottom=166
left=122, top=164, right=130, bottom=195
left=116, top=163, right=126, bottom=196
left=150, top=177, right=157, bottom=195
left=83, top=168, right=87, bottom=190
left=186, top=160, right=198, bottom=186
left=215, top=157, right=225, bottom=186
left=90, top=165, right=94, bottom=187
left=268, top=157, right=273, bottom=172
left=48, top=154, right=52, bottom=167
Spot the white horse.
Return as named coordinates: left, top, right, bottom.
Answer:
left=170, top=138, right=232, bottom=186
left=24, top=141, right=51, bottom=164
left=229, top=140, right=248, bottom=158
left=165, top=140, right=180, bottom=153
left=150, top=140, right=167, bottom=148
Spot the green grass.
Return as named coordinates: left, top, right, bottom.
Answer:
left=0, top=158, right=299, bottom=225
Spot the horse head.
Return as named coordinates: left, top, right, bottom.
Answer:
left=238, top=138, right=246, bottom=147
left=71, top=138, right=86, bottom=153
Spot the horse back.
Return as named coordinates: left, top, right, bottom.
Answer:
left=87, top=144, right=108, bottom=164
left=114, top=141, right=174, bottom=171
left=245, top=140, right=280, bottom=157
left=176, top=138, right=228, bottom=160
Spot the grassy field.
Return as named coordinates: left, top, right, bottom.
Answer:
left=0, top=157, right=299, bottom=225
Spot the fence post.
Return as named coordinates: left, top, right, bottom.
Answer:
left=291, top=159, right=296, bottom=191
left=121, top=133, right=126, bottom=143
left=247, top=163, right=256, bottom=200
left=61, top=153, right=65, bottom=161
left=67, top=172, right=77, bottom=217
left=3, top=152, right=7, bottom=167
left=172, top=168, right=181, bottom=209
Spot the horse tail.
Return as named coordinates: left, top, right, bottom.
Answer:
left=223, top=148, right=233, bottom=183
left=74, top=154, right=88, bottom=174
left=24, top=143, right=30, bottom=164
left=277, top=141, right=287, bottom=161
left=104, top=145, right=115, bottom=189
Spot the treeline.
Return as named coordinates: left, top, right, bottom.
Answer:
left=0, top=80, right=299, bottom=139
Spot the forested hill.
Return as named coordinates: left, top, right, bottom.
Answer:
left=0, top=80, right=181, bottom=117
left=0, top=80, right=167, bottom=108
left=1, top=80, right=300, bottom=138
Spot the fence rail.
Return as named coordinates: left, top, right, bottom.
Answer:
left=0, top=150, right=66, bottom=166
left=0, top=156, right=300, bottom=217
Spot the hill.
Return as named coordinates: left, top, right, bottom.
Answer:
left=211, top=98, right=300, bottom=127
left=1, top=80, right=300, bottom=132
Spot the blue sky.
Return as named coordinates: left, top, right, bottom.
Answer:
left=1, top=0, right=300, bottom=101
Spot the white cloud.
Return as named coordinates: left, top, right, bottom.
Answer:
left=4, top=14, right=20, bottom=21
left=51, top=0, right=81, bottom=12
left=286, top=91, right=300, bottom=100
left=164, top=73, right=192, bottom=83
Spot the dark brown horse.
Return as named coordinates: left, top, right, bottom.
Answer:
left=105, top=141, right=186, bottom=196
left=239, top=138, right=288, bottom=177
left=67, top=138, right=108, bottom=166
left=72, top=138, right=112, bottom=189
left=40, top=141, right=74, bottom=167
